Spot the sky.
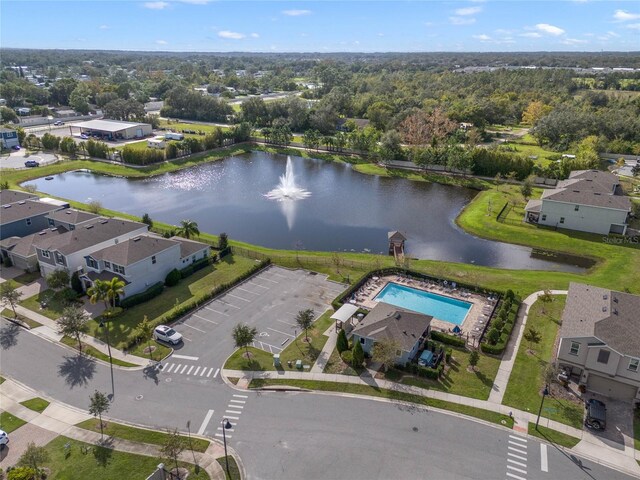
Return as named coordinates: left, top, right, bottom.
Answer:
left=1, top=1, right=639, bottom=52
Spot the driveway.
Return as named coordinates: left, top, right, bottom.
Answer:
left=159, top=265, right=345, bottom=379
left=0, top=423, right=58, bottom=468
left=0, top=149, right=57, bottom=169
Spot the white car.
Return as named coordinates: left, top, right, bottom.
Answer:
left=153, top=325, right=183, bottom=345
left=0, top=430, right=9, bottom=449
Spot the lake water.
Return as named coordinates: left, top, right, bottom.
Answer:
left=28, top=151, right=586, bottom=272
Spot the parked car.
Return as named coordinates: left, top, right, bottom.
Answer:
left=585, top=398, right=606, bottom=430
left=0, top=429, right=9, bottom=449
left=80, top=134, right=89, bottom=140
left=53, top=120, right=64, bottom=126
left=24, top=160, right=40, bottom=167
left=153, top=325, right=183, bottom=345
left=12, top=145, right=21, bottom=150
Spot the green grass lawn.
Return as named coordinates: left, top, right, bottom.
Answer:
left=20, top=397, right=50, bottom=413
left=0, top=376, right=4, bottom=385
left=19, top=288, right=76, bottom=320
left=224, top=310, right=334, bottom=371
left=60, top=336, right=138, bottom=367
left=0, top=411, right=27, bottom=433
left=90, top=255, right=256, bottom=357
left=217, top=456, right=241, bottom=480
left=76, top=419, right=210, bottom=452
left=1, top=308, right=42, bottom=328
left=12, top=271, right=42, bottom=285
left=634, top=409, right=640, bottom=450
left=43, top=436, right=209, bottom=480
left=528, top=423, right=581, bottom=449
left=323, top=346, right=361, bottom=375
left=502, top=296, right=584, bottom=428
left=158, top=120, right=232, bottom=135
left=250, top=378, right=514, bottom=428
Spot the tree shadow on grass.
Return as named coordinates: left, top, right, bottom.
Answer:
left=242, top=359, right=265, bottom=371
left=0, top=322, right=20, bottom=349
left=58, top=354, right=96, bottom=388
left=474, top=370, right=494, bottom=389
left=93, top=437, right=114, bottom=468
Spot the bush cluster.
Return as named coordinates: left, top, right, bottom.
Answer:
left=430, top=330, right=466, bottom=348
left=481, top=289, right=520, bottom=355
left=119, top=282, right=164, bottom=309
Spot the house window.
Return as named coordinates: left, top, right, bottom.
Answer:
left=86, top=257, right=98, bottom=269
left=42, top=250, right=50, bottom=259
left=597, top=349, right=610, bottom=364
left=541, top=214, right=547, bottom=221
left=26, top=218, right=32, bottom=226
left=574, top=205, right=580, bottom=211
left=192, top=255, right=196, bottom=262
left=48, top=218, right=55, bottom=226
left=360, top=337, right=365, bottom=344
left=569, top=341, right=580, bottom=356
left=54, top=252, right=65, bottom=265
left=395, top=349, right=402, bottom=356
left=112, top=263, right=125, bottom=275
left=69, top=225, right=75, bottom=231
left=104, top=261, right=111, bottom=269
left=629, top=358, right=639, bottom=372
left=560, top=217, right=565, bottom=224
left=151, top=256, right=156, bottom=264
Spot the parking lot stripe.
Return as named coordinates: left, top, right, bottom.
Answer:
left=247, top=281, right=268, bottom=289
left=206, top=367, right=214, bottom=377
left=173, top=354, right=199, bottom=361
left=180, top=365, right=189, bottom=374
left=193, top=314, right=218, bottom=324
left=237, top=287, right=259, bottom=295
left=197, top=409, right=215, bottom=436
left=164, top=363, right=175, bottom=373
left=215, top=300, right=240, bottom=309
left=226, top=410, right=242, bottom=415
left=276, top=319, right=297, bottom=327
left=227, top=293, right=250, bottom=302
left=204, top=306, right=229, bottom=316
left=260, top=277, right=279, bottom=284
left=233, top=394, right=248, bottom=398
left=193, top=366, right=201, bottom=376
left=213, top=368, right=220, bottom=378
left=267, top=327, right=295, bottom=338
left=182, top=323, right=206, bottom=333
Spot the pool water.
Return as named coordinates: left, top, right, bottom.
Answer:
left=374, top=283, right=472, bottom=325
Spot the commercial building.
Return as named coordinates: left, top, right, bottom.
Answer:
left=70, top=119, right=152, bottom=141
left=0, top=127, right=20, bottom=149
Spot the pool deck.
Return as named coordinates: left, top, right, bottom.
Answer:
left=348, top=275, right=497, bottom=340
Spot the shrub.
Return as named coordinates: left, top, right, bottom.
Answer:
left=7, top=466, right=38, bottom=480
left=505, top=289, right=515, bottom=302
left=352, top=341, right=364, bottom=368
left=481, top=342, right=506, bottom=355
left=179, top=265, right=194, bottom=279
left=71, top=271, right=84, bottom=294
left=492, top=320, right=505, bottom=332
left=336, top=329, right=349, bottom=353
left=487, top=327, right=501, bottom=345
left=120, top=282, right=164, bottom=308
left=190, top=256, right=212, bottom=273
left=340, top=349, right=353, bottom=365
left=165, top=268, right=181, bottom=287
left=417, top=366, right=439, bottom=379
left=445, top=348, right=452, bottom=363
left=431, top=330, right=466, bottom=348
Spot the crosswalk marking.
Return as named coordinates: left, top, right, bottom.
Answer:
left=193, top=366, right=201, bottom=376
left=505, top=434, right=528, bottom=480
left=213, top=368, right=220, bottom=378
left=224, top=415, right=239, bottom=420
left=229, top=399, right=245, bottom=404
left=507, top=452, right=527, bottom=462
left=200, top=367, right=207, bottom=377
left=187, top=365, right=195, bottom=375
left=540, top=444, right=548, bottom=472
left=206, top=367, right=214, bottom=377
left=214, top=433, right=232, bottom=439
left=506, top=465, right=527, bottom=475
left=508, top=440, right=526, bottom=447
left=233, top=394, right=248, bottom=398
left=226, top=410, right=242, bottom=415
left=165, top=364, right=175, bottom=373
left=506, top=472, right=526, bottom=480
left=507, top=458, right=527, bottom=468
left=161, top=363, right=218, bottom=378
left=508, top=446, right=527, bottom=456
left=217, top=427, right=234, bottom=432
left=180, top=364, right=189, bottom=374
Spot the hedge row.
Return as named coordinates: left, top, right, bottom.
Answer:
left=480, top=291, right=520, bottom=355
left=120, top=282, right=164, bottom=309
left=430, top=330, right=466, bottom=348
left=402, top=361, right=444, bottom=379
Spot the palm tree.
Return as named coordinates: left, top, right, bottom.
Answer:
left=105, top=276, right=125, bottom=310
left=176, top=220, right=200, bottom=240
left=87, top=279, right=110, bottom=310
left=136, top=315, right=155, bottom=361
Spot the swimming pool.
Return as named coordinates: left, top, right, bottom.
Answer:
left=374, top=282, right=472, bottom=325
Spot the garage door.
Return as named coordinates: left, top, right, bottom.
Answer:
left=588, top=374, right=638, bottom=401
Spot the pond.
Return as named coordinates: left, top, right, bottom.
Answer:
left=28, top=151, right=588, bottom=272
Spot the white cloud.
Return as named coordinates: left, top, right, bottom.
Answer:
left=282, top=9, right=311, bottom=16
left=424, top=21, right=435, bottom=27
left=535, top=23, right=565, bottom=36
left=562, top=38, right=588, bottom=45
left=99, top=25, right=110, bottom=30
left=144, top=1, right=169, bottom=9
left=519, top=32, right=542, bottom=38
left=250, top=33, right=259, bottom=38
left=606, top=31, right=620, bottom=37
left=218, top=30, right=245, bottom=39
left=455, top=6, right=482, bottom=16
left=473, top=34, right=491, bottom=41
left=449, top=16, right=476, bottom=25
left=627, top=23, right=640, bottom=30
left=156, top=39, right=168, bottom=45
left=613, top=9, right=640, bottom=21
left=377, top=33, right=385, bottom=37
left=179, top=0, right=210, bottom=4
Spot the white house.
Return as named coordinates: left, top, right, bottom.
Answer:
left=525, top=170, right=631, bottom=235
left=556, top=283, right=640, bottom=402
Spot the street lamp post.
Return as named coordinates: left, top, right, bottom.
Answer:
left=535, top=384, right=550, bottom=430
left=99, top=320, right=114, bottom=398
left=222, top=418, right=232, bottom=477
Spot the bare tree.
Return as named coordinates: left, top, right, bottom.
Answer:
left=160, top=428, right=187, bottom=479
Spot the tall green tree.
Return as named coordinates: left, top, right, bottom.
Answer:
left=352, top=341, right=365, bottom=369
left=336, top=329, right=349, bottom=354
left=57, top=305, right=90, bottom=352
left=468, top=350, right=480, bottom=371
left=295, top=309, right=315, bottom=342
left=0, top=284, right=22, bottom=319
left=137, top=315, right=155, bottom=361
left=89, top=390, right=110, bottom=440
left=176, top=220, right=200, bottom=240
left=232, top=323, right=257, bottom=359
left=87, top=279, right=110, bottom=310
left=523, top=327, right=542, bottom=352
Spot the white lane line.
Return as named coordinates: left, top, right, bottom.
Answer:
left=236, top=287, right=259, bottom=295
left=164, top=363, right=175, bottom=373
left=182, top=323, right=206, bottom=333
left=215, top=300, right=240, bottom=309
left=540, top=444, right=548, bottom=472
left=226, top=293, right=250, bottom=302
left=508, top=446, right=527, bottom=456
left=507, top=452, right=527, bottom=462
left=276, top=319, right=297, bottom=327
left=229, top=400, right=246, bottom=404
left=180, top=365, right=189, bottom=374
left=182, top=337, right=192, bottom=342
left=506, top=472, right=526, bottom=480
left=173, top=354, right=199, bottom=361
left=507, top=458, right=527, bottom=468
left=226, top=410, right=242, bottom=415
left=206, top=367, right=214, bottom=377
left=197, top=409, right=214, bottom=435
left=187, top=365, right=195, bottom=375
left=506, top=465, right=527, bottom=475
left=200, top=367, right=207, bottom=377
left=233, top=394, right=248, bottom=398
left=193, top=315, right=218, bottom=325
left=267, top=327, right=296, bottom=338
left=204, top=306, right=229, bottom=316
left=247, top=282, right=268, bottom=289
left=214, top=433, right=232, bottom=439
left=213, top=368, right=220, bottom=378
left=193, top=366, right=201, bottom=376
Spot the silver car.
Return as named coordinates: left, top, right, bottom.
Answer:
left=153, top=325, right=183, bottom=345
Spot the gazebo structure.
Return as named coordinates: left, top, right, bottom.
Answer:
left=331, top=304, right=360, bottom=334
left=388, top=230, right=406, bottom=262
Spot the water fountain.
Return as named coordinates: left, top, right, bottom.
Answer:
left=264, top=156, right=311, bottom=201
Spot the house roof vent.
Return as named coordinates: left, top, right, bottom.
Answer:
left=18, top=201, right=25, bottom=205
left=133, top=237, right=141, bottom=242
left=603, top=294, right=608, bottom=300
left=85, top=225, right=94, bottom=229
left=3, top=205, right=11, bottom=209
left=100, top=220, right=108, bottom=224
left=602, top=306, right=607, bottom=312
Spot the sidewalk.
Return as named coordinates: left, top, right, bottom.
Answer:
left=223, top=368, right=640, bottom=478
left=488, top=290, right=568, bottom=404
left=310, top=324, right=337, bottom=373
left=0, top=378, right=228, bottom=479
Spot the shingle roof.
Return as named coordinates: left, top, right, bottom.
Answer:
left=47, top=209, right=101, bottom=225
left=0, top=190, right=37, bottom=205
left=169, top=236, right=210, bottom=258
left=388, top=231, right=407, bottom=241
left=541, top=170, right=630, bottom=210
left=0, top=200, right=64, bottom=225
left=85, top=270, right=130, bottom=285
left=352, top=303, right=432, bottom=352
left=74, top=119, right=149, bottom=132
left=37, top=218, right=147, bottom=255
left=90, top=235, right=178, bottom=266
left=0, top=227, right=67, bottom=258
left=560, top=282, right=640, bottom=358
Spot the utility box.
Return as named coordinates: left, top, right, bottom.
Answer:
left=296, top=359, right=302, bottom=369
left=273, top=354, right=281, bottom=367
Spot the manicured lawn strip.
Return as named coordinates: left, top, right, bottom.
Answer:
left=159, top=120, right=232, bottom=135
left=19, top=288, right=72, bottom=320
left=249, top=379, right=514, bottom=428
left=397, top=348, right=501, bottom=400
left=90, top=255, right=256, bottom=354
left=224, top=310, right=334, bottom=371
left=1, top=308, right=42, bottom=328
left=0, top=376, right=4, bottom=384
left=528, top=423, right=581, bottom=449
left=43, top=436, right=210, bottom=480
left=503, top=296, right=583, bottom=428
left=12, top=271, right=43, bottom=285
left=217, top=456, right=241, bottom=480
left=20, top=397, right=50, bottom=413
left=0, top=411, right=27, bottom=433
left=323, top=346, right=360, bottom=375
left=634, top=409, right=640, bottom=450
left=59, top=336, right=138, bottom=367
left=75, top=419, right=210, bottom=452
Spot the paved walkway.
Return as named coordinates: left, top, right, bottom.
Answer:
left=0, top=378, right=228, bottom=479
left=310, top=324, right=338, bottom=373
left=488, top=290, right=568, bottom=404
left=223, top=368, right=640, bottom=477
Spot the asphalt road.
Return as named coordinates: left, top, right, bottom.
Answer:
left=0, top=320, right=636, bottom=480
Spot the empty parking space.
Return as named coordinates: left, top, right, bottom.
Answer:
left=168, top=265, right=346, bottom=366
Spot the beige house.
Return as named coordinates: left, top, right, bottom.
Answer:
left=556, top=283, right=640, bottom=402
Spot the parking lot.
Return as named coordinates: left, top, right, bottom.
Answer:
left=0, top=149, right=58, bottom=169
left=161, top=265, right=346, bottom=375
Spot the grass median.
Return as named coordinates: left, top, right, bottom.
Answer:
left=0, top=411, right=27, bottom=433
left=60, top=336, right=139, bottom=367
left=528, top=423, right=581, bottom=449
left=1, top=308, right=42, bottom=329
left=20, top=397, right=50, bottom=413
